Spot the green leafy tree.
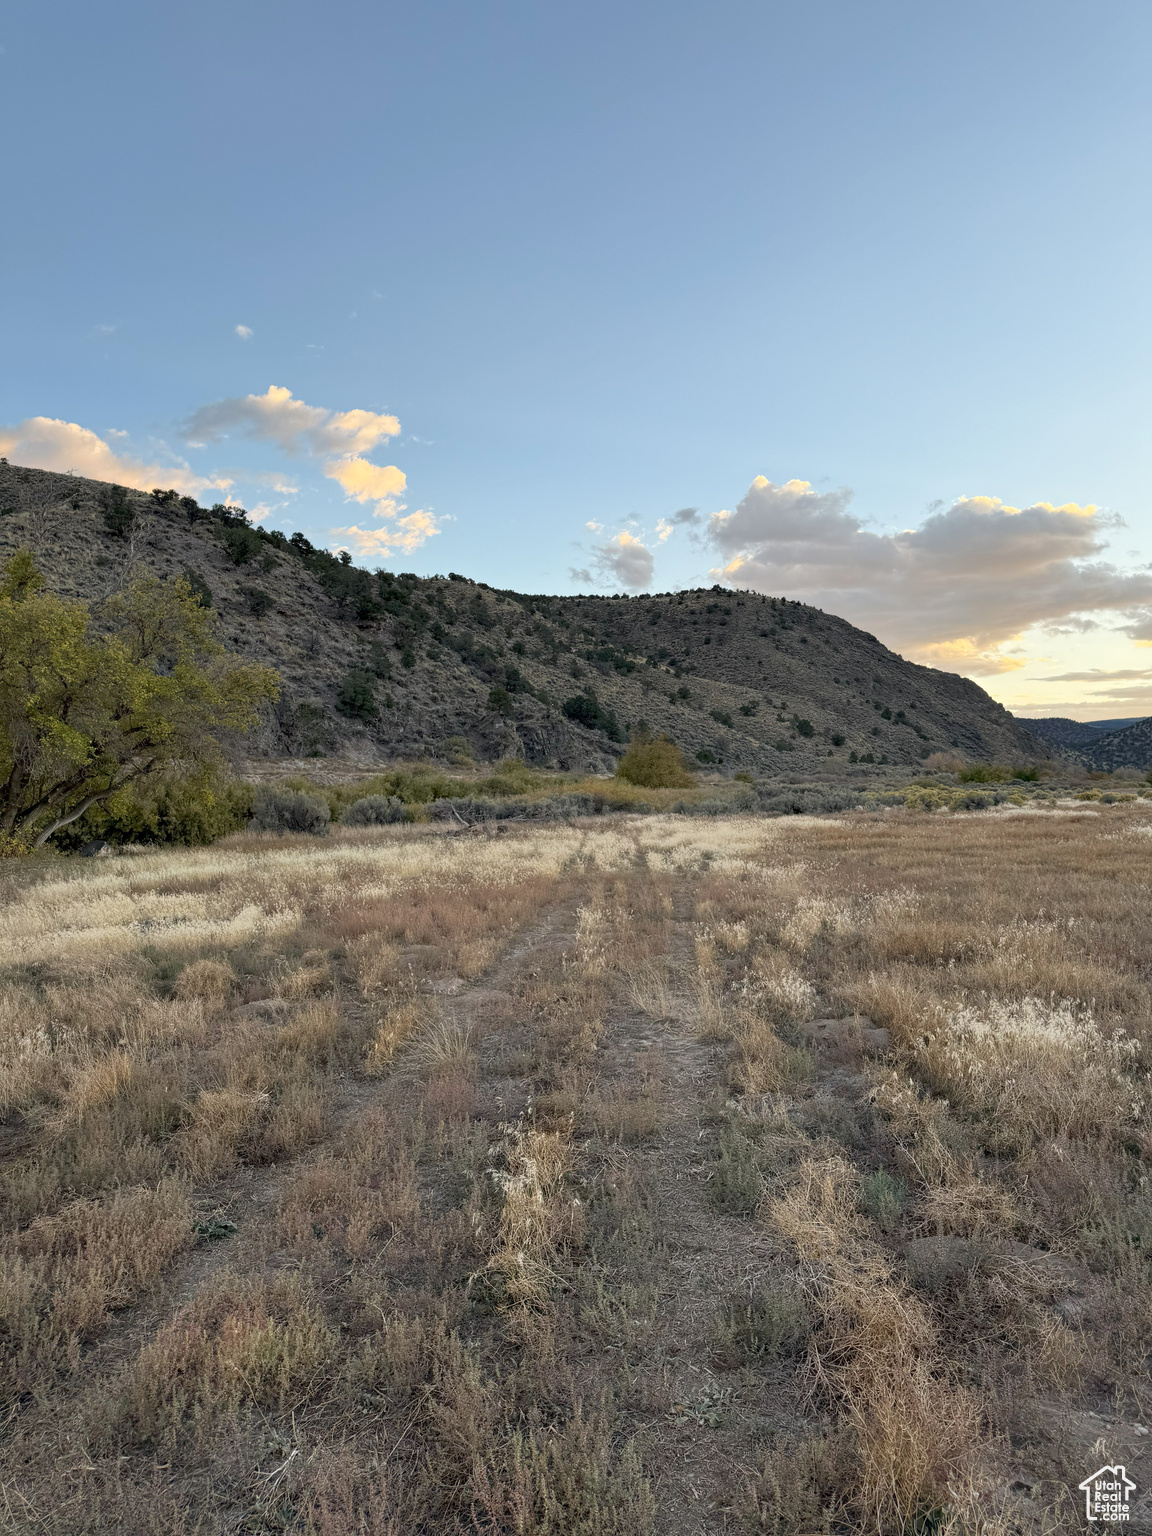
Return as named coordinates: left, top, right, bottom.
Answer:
left=219, top=523, right=262, bottom=565
left=616, top=735, right=694, bottom=788
left=0, top=551, right=279, bottom=847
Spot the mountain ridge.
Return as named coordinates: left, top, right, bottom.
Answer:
left=0, top=460, right=1047, bottom=773
left=1019, top=714, right=1152, bottom=770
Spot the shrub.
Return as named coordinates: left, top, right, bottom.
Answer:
left=249, top=786, right=331, bottom=835
left=954, top=790, right=993, bottom=810
left=923, top=752, right=965, bottom=773
left=956, top=764, right=1010, bottom=783
left=341, top=795, right=408, bottom=826
left=429, top=793, right=600, bottom=825
left=102, top=484, right=134, bottom=538
left=709, top=1129, right=764, bottom=1215
left=438, top=734, right=472, bottom=765
left=524, top=793, right=600, bottom=819
left=711, top=1282, right=810, bottom=1365
left=710, top=709, right=733, bottom=727
left=53, top=767, right=254, bottom=850
left=792, top=715, right=815, bottom=737
left=562, top=692, right=622, bottom=740
left=237, top=584, right=273, bottom=617
left=696, top=749, right=717, bottom=764
left=758, top=787, right=861, bottom=815
left=616, top=736, right=693, bottom=789
left=337, top=668, right=377, bottom=720
left=859, top=1170, right=908, bottom=1233
left=488, top=685, right=513, bottom=716
left=182, top=567, right=212, bottom=608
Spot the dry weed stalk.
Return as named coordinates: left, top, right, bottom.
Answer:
left=483, top=1122, right=582, bottom=1309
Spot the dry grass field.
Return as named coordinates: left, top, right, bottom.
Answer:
left=2, top=803, right=1151, bottom=1534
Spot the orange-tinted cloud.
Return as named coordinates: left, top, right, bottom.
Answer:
left=0, top=416, right=230, bottom=497
left=331, top=509, right=440, bottom=558
left=324, top=456, right=407, bottom=508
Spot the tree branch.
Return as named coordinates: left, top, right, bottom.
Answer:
left=31, top=789, right=120, bottom=847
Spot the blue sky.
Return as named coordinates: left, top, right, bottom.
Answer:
left=3, top=1, right=1152, bottom=718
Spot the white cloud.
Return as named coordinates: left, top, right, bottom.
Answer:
left=0, top=417, right=230, bottom=498
left=708, top=476, right=1152, bottom=673
left=586, top=520, right=603, bottom=532
left=235, top=324, right=254, bottom=340
left=3, top=385, right=438, bottom=561
left=323, top=455, right=433, bottom=547
left=184, top=385, right=400, bottom=457
left=183, top=385, right=438, bottom=556
left=331, top=510, right=440, bottom=559
left=591, top=531, right=654, bottom=591
left=657, top=506, right=700, bottom=543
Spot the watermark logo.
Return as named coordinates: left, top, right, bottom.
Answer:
left=1079, top=1465, right=1135, bottom=1523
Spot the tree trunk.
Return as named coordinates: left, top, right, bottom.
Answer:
left=0, top=763, right=25, bottom=834
left=31, top=790, right=118, bottom=847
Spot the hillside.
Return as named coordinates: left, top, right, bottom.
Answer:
left=1021, top=717, right=1119, bottom=750
left=1024, top=715, right=1152, bottom=770
left=0, top=460, right=1045, bottom=773
left=1080, top=718, right=1152, bottom=772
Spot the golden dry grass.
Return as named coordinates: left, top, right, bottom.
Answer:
left=1, top=803, right=1150, bottom=1533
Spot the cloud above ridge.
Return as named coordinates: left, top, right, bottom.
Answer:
left=589, top=531, right=654, bottom=591
left=708, top=476, right=1152, bottom=673
left=330, top=509, right=440, bottom=558
left=0, top=416, right=230, bottom=497
left=185, top=385, right=437, bottom=557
